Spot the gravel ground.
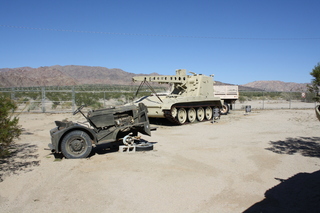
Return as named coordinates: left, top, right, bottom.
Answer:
left=1, top=107, right=320, bottom=213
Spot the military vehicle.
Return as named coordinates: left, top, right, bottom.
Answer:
left=49, top=103, right=153, bottom=159
left=132, top=69, right=223, bottom=124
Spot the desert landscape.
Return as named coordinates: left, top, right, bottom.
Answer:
left=1, top=107, right=320, bottom=212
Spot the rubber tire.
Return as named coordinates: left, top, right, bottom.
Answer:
left=220, top=103, right=229, bottom=115
left=61, top=130, right=92, bottom=159
left=135, top=142, right=154, bottom=151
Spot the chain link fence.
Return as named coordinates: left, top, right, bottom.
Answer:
left=0, top=86, right=317, bottom=113
left=233, top=91, right=317, bottom=110
left=0, top=85, right=167, bottom=113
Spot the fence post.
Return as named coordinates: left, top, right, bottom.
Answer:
left=289, top=90, right=292, bottom=109
left=72, top=86, right=75, bottom=112
left=41, top=87, right=46, bottom=113
left=11, top=87, right=15, bottom=100
left=289, top=98, right=292, bottom=109
left=262, top=90, right=265, bottom=109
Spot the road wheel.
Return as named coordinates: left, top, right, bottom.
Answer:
left=177, top=108, right=187, bottom=124
left=171, top=106, right=177, bottom=118
left=61, top=130, right=92, bottom=159
left=188, top=108, right=196, bottom=123
left=220, top=103, right=229, bottom=115
left=197, top=107, right=204, bottom=121
left=135, top=142, right=154, bottom=151
left=205, top=107, right=213, bottom=120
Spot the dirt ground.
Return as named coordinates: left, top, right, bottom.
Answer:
left=1, top=108, right=320, bottom=213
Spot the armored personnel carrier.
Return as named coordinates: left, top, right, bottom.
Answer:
left=132, top=69, right=223, bottom=124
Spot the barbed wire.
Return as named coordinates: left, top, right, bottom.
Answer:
left=1, top=24, right=320, bottom=40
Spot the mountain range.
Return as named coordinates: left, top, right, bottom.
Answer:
left=0, top=65, right=309, bottom=92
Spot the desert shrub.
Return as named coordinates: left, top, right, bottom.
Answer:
left=239, top=91, right=263, bottom=100
left=238, top=96, right=246, bottom=103
left=75, top=92, right=101, bottom=107
left=27, top=102, right=40, bottom=111
left=304, top=92, right=315, bottom=103
left=90, top=101, right=103, bottom=110
left=308, top=62, right=320, bottom=102
left=61, top=102, right=72, bottom=109
left=46, top=92, right=72, bottom=109
left=15, top=91, right=40, bottom=100
left=0, top=95, right=22, bottom=158
left=240, top=91, right=307, bottom=101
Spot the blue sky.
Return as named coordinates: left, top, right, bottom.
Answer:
left=1, top=0, right=319, bottom=85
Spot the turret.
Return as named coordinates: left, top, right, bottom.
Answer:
left=132, top=69, right=215, bottom=97
left=132, top=69, right=188, bottom=84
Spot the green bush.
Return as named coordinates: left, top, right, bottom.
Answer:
left=75, top=92, right=101, bottom=107
left=0, top=95, right=22, bottom=158
left=238, top=96, right=246, bottom=103
left=308, top=62, right=320, bottom=102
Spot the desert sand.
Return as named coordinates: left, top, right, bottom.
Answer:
left=1, top=108, right=320, bottom=213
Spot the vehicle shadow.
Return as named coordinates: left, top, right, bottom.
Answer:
left=0, top=143, right=40, bottom=182
left=89, top=139, right=158, bottom=157
left=243, top=137, right=320, bottom=212
left=91, top=142, right=121, bottom=156
left=243, top=170, right=320, bottom=213
left=149, top=118, right=177, bottom=126
left=149, top=117, right=212, bottom=126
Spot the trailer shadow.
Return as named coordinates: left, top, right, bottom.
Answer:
left=0, top=143, right=40, bottom=182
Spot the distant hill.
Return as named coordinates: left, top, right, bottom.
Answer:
left=0, top=65, right=159, bottom=87
left=0, top=65, right=309, bottom=92
left=242, top=81, right=309, bottom=92
left=213, top=81, right=262, bottom=91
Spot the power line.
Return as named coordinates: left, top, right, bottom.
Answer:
left=1, top=24, right=320, bottom=40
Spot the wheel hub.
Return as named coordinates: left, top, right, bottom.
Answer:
left=70, top=139, right=84, bottom=152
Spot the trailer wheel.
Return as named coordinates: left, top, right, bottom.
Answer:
left=220, top=103, right=229, bottom=115
left=135, top=142, right=154, bottom=151
left=61, top=130, right=92, bottom=159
